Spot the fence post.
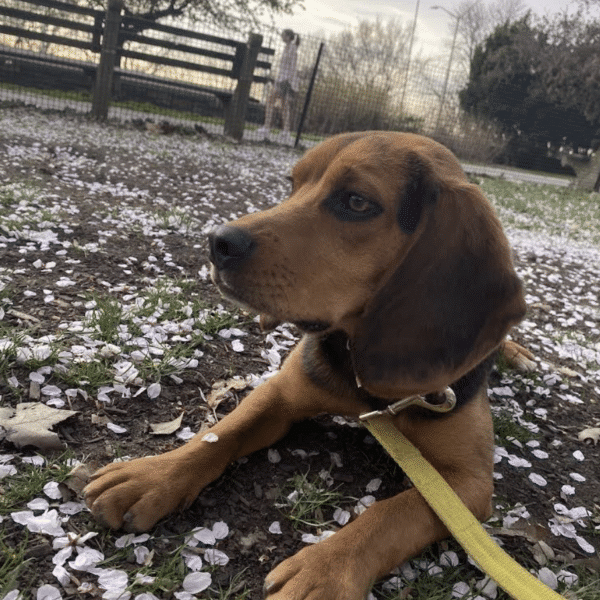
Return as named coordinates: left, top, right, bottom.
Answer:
left=91, top=0, right=123, bottom=120
left=294, top=42, right=324, bottom=148
left=224, top=33, right=263, bottom=140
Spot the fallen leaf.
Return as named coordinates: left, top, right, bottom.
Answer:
left=65, top=464, right=93, bottom=495
left=0, top=402, right=78, bottom=451
left=91, top=414, right=109, bottom=426
left=486, top=520, right=551, bottom=544
left=206, top=377, right=248, bottom=408
left=150, top=412, right=184, bottom=435
left=7, top=308, right=41, bottom=323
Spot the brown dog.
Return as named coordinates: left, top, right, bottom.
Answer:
left=85, top=131, right=529, bottom=599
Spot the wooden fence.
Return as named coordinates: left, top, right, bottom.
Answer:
left=0, top=0, right=274, bottom=138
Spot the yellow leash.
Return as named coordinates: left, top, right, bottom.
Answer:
left=361, top=406, right=566, bottom=600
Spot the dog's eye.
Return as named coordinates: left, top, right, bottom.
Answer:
left=324, top=191, right=383, bottom=222
left=347, top=194, right=371, bottom=213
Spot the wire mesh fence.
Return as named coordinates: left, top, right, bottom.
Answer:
left=0, top=0, right=504, bottom=160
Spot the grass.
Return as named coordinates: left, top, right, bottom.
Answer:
left=479, top=178, right=600, bottom=245
left=492, top=410, right=537, bottom=445
left=54, top=357, right=115, bottom=391
left=280, top=471, right=346, bottom=530
left=0, top=453, right=73, bottom=516
left=208, top=570, right=251, bottom=600
left=87, top=295, right=124, bottom=344
left=0, top=271, right=244, bottom=394
left=0, top=529, right=30, bottom=599
left=0, top=82, right=225, bottom=126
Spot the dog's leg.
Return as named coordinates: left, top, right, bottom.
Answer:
left=264, top=391, right=495, bottom=600
left=84, top=340, right=369, bottom=531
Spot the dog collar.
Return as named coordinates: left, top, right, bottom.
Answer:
left=358, top=386, right=456, bottom=421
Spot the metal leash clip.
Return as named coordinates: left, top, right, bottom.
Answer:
left=359, top=386, right=457, bottom=421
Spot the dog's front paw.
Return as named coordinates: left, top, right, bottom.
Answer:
left=84, top=451, right=201, bottom=531
left=265, top=541, right=373, bottom=600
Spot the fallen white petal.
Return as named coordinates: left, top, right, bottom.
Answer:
left=268, top=449, right=281, bottom=463
left=43, top=482, right=62, bottom=500
left=301, top=530, right=335, bottom=544
left=231, top=339, right=244, bottom=352
left=333, top=508, right=351, bottom=525
left=269, top=521, right=282, bottom=534
left=440, top=551, right=460, bottom=567
left=37, top=584, right=62, bottom=600
left=147, top=383, right=161, bottom=399
left=107, top=423, right=128, bottom=434
left=69, top=546, right=104, bottom=571
left=52, top=546, right=73, bottom=566
left=365, top=478, right=382, bottom=493
left=557, top=570, right=578, bottom=586
left=134, top=546, right=150, bottom=564
left=0, top=464, right=17, bottom=479
left=212, top=521, right=229, bottom=539
left=204, top=549, right=229, bottom=565
left=537, top=567, right=558, bottom=589
left=182, top=572, right=212, bottom=594
left=452, top=581, right=470, bottom=597
left=575, top=536, right=595, bottom=553
left=528, top=473, right=547, bottom=486
left=97, top=569, right=128, bottom=591
left=28, top=498, right=50, bottom=511
left=531, top=449, right=548, bottom=459
left=192, top=527, right=216, bottom=545
left=183, top=551, right=203, bottom=571
left=52, top=565, right=70, bottom=586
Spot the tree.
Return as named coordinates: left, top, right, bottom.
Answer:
left=305, top=17, right=420, bottom=134
left=82, top=0, right=301, bottom=29
left=324, top=17, right=413, bottom=95
left=459, top=16, right=600, bottom=170
left=445, top=0, right=527, bottom=75
left=538, top=5, right=600, bottom=129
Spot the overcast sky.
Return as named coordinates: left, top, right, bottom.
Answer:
left=272, top=0, right=577, bottom=55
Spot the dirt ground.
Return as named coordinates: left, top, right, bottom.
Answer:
left=0, top=107, right=598, bottom=600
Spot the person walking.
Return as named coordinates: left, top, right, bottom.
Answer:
left=256, top=29, right=300, bottom=144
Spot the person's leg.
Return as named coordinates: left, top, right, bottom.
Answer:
left=281, top=94, right=292, bottom=133
left=257, top=86, right=278, bottom=138
left=263, top=89, right=276, bottom=129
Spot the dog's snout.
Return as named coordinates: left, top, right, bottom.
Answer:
left=209, top=225, right=255, bottom=270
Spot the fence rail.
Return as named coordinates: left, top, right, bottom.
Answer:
left=1, top=0, right=525, bottom=162
left=0, top=0, right=274, bottom=138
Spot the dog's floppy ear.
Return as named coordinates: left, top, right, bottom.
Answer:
left=352, top=168, right=526, bottom=399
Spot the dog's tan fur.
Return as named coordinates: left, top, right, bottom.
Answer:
left=85, top=131, right=530, bottom=599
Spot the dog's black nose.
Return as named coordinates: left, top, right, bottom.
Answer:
left=208, top=225, right=255, bottom=270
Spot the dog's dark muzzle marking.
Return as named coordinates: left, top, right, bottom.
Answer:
left=209, top=225, right=255, bottom=271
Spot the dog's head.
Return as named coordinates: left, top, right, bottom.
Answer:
left=209, top=131, right=526, bottom=398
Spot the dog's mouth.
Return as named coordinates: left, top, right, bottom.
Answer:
left=210, top=266, right=253, bottom=310
left=211, top=267, right=332, bottom=335
left=261, top=314, right=330, bottom=334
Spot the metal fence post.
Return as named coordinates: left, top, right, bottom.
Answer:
left=294, top=42, right=324, bottom=148
left=224, top=33, right=263, bottom=140
left=91, top=0, right=123, bottom=120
